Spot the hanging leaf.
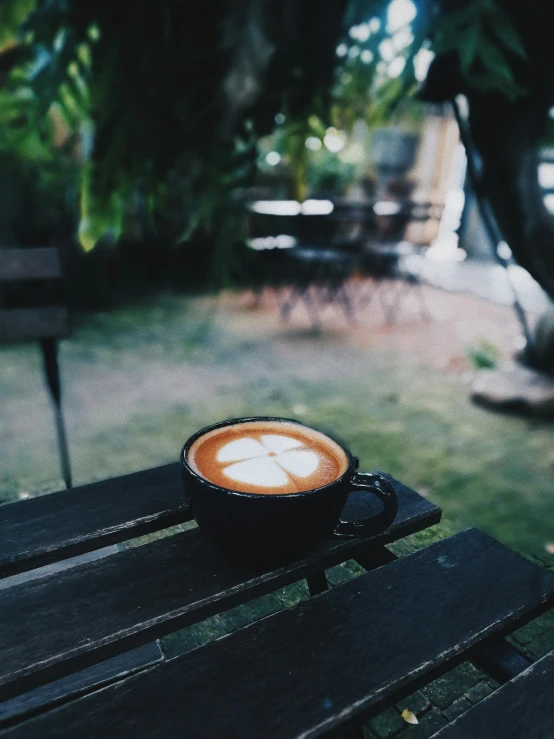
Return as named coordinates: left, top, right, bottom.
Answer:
left=459, top=26, right=479, bottom=74
left=431, top=0, right=527, bottom=100
left=486, top=2, right=528, bottom=60
left=78, top=163, right=123, bottom=252
left=478, top=43, right=515, bottom=84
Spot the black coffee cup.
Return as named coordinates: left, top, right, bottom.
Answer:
left=180, top=417, right=398, bottom=564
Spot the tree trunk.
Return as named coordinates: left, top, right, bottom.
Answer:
left=468, top=77, right=554, bottom=299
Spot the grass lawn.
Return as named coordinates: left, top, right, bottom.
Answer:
left=1, top=285, right=554, bottom=558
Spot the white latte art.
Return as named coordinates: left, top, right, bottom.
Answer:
left=216, top=434, right=320, bottom=487
left=188, top=420, right=349, bottom=494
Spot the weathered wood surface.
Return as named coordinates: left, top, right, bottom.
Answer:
left=0, top=472, right=435, bottom=579
left=0, top=547, right=118, bottom=592
left=353, top=545, right=534, bottom=685
left=0, top=643, right=163, bottom=730
left=3, top=529, right=554, bottom=738
left=430, top=649, right=554, bottom=739
left=0, top=463, right=191, bottom=578
left=0, top=308, right=69, bottom=342
left=0, top=479, right=439, bottom=701
left=0, top=249, right=61, bottom=282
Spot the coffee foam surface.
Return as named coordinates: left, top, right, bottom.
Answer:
left=187, top=420, right=348, bottom=494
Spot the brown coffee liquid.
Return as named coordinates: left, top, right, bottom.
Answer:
left=187, top=420, right=349, bottom=494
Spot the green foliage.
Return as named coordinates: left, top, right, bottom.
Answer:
left=0, top=0, right=530, bottom=261
left=467, top=339, right=501, bottom=370
left=432, top=0, right=527, bottom=99
left=332, top=6, right=422, bottom=129
left=0, top=0, right=33, bottom=49
left=79, top=162, right=124, bottom=252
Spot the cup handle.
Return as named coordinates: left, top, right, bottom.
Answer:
left=331, top=473, right=398, bottom=539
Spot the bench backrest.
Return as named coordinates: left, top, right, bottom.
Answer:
left=0, top=247, right=69, bottom=343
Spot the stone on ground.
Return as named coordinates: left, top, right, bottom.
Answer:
left=470, top=362, right=554, bottom=416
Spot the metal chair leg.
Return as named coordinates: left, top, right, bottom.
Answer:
left=378, top=280, right=399, bottom=323
left=301, top=287, right=322, bottom=330
left=280, top=287, right=300, bottom=321
left=40, top=338, right=72, bottom=489
left=356, top=277, right=378, bottom=310
left=336, top=284, right=356, bottom=323
left=249, top=286, right=265, bottom=308
left=415, top=280, right=432, bottom=322
left=397, top=274, right=432, bottom=322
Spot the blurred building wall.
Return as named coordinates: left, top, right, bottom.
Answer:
left=406, top=105, right=460, bottom=246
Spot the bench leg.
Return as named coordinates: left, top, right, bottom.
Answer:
left=343, top=726, right=365, bottom=739
left=40, top=338, right=72, bottom=489
left=307, top=545, right=396, bottom=599
left=355, top=546, right=397, bottom=572
left=306, top=570, right=329, bottom=596
left=472, top=636, right=532, bottom=682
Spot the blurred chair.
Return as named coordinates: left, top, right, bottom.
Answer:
left=244, top=195, right=440, bottom=326
left=357, top=199, right=442, bottom=322
left=279, top=247, right=360, bottom=329
left=239, top=236, right=299, bottom=307
left=0, top=247, right=72, bottom=488
left=245, top=199, right=361, bottom=327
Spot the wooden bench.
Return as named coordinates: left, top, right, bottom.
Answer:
left=2, top=528, right=553, bottom=737
left=0, top=468, right=438, bottom=725
left=0, top=247, right=72, bottom=488
left=1, top=465, right=552, bottom=737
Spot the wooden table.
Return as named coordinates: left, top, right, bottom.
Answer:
left=0, top=464, right=553, bottom=738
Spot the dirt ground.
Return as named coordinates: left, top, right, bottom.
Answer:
left=1, top=277, right=553, bottom=556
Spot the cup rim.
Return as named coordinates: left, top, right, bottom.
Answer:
left=180, top=416, right=355, bottom=499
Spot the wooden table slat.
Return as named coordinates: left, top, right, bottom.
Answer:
left=0, top=480, right=439, bottom=701
left=3, top=529, right=554, bottom=739
left=0, top=644, right=162, bottom=729
left=0, top=463, right=192, bottom=578
left=429, top=649, right=554, bottom=739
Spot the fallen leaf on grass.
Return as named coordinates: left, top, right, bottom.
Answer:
left=401, top=709, right=419, bottom=725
